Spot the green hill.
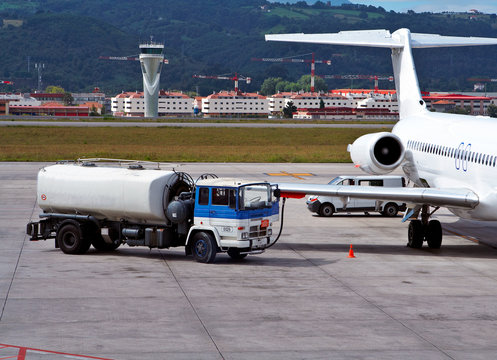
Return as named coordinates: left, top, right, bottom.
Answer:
left=1, top=0, right=497, bottom=94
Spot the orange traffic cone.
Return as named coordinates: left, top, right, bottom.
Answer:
left=348, top=244, right=356, bottom=258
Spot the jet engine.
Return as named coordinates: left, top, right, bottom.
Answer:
left=347, top=132, right=405, bottom=175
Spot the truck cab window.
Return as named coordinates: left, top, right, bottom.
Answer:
left=212, top=188, right=229, bottom=206
left=198, top=187, right=209, bottom=205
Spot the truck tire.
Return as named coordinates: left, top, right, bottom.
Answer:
left=191, top=232, right=217, bottom=263
left=319, top=203, right=334, bottom=217
left=57, top=223, right=91, bottom=255
left=382, top=203, right=399, bottom=217
left=227, top=248, right=247, bottom=260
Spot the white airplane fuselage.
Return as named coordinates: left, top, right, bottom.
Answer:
left=393, top=112, right=497, bottom=220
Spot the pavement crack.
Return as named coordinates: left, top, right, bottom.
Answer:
left=158, top=251, right=225, bottom=359
left=0, top=198, right=37, bottom=322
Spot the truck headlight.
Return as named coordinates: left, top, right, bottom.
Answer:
left=268, top=229, right=272, bottom=236
left=241, top=232, right=249, bottom=239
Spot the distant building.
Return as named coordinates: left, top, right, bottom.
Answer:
left=201, top=91, right=268, bottom=117
left=30, top=93, right=64, bottom=104
left=423, top=93, right=493, bottom=115
left=72, top=91, right=106, bottom=106
left=9, top=103, right=90, bottom=117
left=269, top=89, right=398, bottom=118
left=293, top=107, right=398, bottom=121
left=2, top=20, right=23, bottom=28
left=111, top=90, right=193, bottom=117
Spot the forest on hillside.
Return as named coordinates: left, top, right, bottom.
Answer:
left=1, top=0, right=497, bottom=95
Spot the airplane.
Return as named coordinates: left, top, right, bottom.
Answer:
left=265, top=28, right=497, bottom=249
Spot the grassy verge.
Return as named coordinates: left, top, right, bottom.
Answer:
left=0, top=126, right=387, bottom=162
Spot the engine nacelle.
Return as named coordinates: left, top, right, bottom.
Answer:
left=347, top=132, right=405, bottom=175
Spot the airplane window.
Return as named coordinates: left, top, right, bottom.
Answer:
left=478, top=153, right=482, bottom=164
left=486, top=154, right=490, bottom=166
left=493, top=157, right=496, bottom=167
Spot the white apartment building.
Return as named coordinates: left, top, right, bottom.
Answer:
left=111, top=91, right=193, bottom=117
left=201, top=91, right=269, bottom=117
left=268, top=91, right=360, bottom=114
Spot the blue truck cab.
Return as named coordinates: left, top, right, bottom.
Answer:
left=186, top=178, right=279, bottom=263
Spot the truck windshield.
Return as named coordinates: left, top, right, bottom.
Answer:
left=239, top=184, right=272, bottom=210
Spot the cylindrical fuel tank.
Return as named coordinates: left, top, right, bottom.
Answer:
left=37, top=164, right=190, bottom=223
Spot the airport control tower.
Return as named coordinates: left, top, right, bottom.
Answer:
left=139, top=41, right=164, bottom=118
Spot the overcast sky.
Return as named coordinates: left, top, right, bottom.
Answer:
left=350, top=0, right=497, bottom=14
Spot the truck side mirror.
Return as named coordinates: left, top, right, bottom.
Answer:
left=273, top=188, right=281, bottom=198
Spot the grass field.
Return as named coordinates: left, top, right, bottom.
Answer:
left=0, top=126, right=385, bottom=162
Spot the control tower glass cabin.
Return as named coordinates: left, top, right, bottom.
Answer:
left=139, top=42, right=164, bottom=118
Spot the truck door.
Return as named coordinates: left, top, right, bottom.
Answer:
left=208, top=187, right=237, bottom=235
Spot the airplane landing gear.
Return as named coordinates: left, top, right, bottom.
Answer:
left=407, top=205, right=442, bottom=249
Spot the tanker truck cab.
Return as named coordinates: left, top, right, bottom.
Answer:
left=187, top=178, right=280, bottom=262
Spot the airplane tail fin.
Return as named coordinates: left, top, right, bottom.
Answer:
left=266, top=29, right=497, bottom=120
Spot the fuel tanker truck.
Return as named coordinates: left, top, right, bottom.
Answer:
left=27, top=161, right=281, bottom=263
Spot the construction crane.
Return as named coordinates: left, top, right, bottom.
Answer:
left=193, top=73, right=251, bottom=93
left=321, top=74, right=394, bottom=91
left=251, top=53, right=334, bottom=92
left=99, top=56, right=169, bottom=64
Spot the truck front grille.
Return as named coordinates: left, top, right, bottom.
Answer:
left=249, top=225, right=267, bottom=238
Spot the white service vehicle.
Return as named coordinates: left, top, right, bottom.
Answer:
left=306, top=175, right=407, bottom=217
left=27, top=161, right=280, bottom=263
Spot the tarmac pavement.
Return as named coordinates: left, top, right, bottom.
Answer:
left=2, top=162, right=497, bottom=359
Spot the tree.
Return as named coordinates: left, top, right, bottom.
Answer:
left=89, top=105, right=100, bottom=116
left=62, top=92, right=74, bottom=106
left=488, top=104, right=497, bottom=118
left=45, top=85, right=65, bottom=94
left=297, top=75, right=327, bottom=93
left=260, top=77, right=283, bottom=95
left=319, top=98, right=325, bottom=109
left=283, top=101, right=297, bottom=118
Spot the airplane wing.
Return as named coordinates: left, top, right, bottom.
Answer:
left=276, top=183, right=479, bottom=209
left=265, top=29, right=497, bottom=49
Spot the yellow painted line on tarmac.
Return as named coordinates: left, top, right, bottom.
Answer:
left=266, top=171, right=315, bottom=180
left=444, top=228, right=479, bottom=244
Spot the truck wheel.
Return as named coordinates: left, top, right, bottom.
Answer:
left=191, top=232, right=217, bottom=263
left=57, top=223, right=91, bottom=254
left=227, top=248, right=247, bottom=260
left=319, top=203, right=334, bottom=217
left=382, top=203, right=399, bottom=217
